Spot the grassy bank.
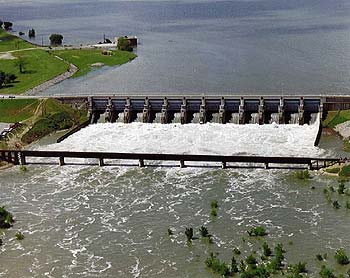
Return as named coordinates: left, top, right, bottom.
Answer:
left=323, top=110, right=350, bottom=128
left=51, top=49, right=137, bottom=78
left=0, top=29, right=137, bottom=94
left=0, top=50, right=69, bottom=94
left=0, top=99, right=39, bottom=122
left=0, top=29, right=33, bottom=52
left=0, top=98, right=87, bottom=148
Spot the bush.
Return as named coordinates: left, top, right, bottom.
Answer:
left=319, top=265, right=336, bottom=278
left=262, top=242, right=272, bottom=256
left=205, top=252, right=230, bottom=276
left=325, top=167, right=340, bottom=174
left=338, top=183, right=346, bottom=194
left=49, top=33, right=64, bottom=46
left=199, top=226, right=210, bottom=238
left=22, top=112, right=75, bottom=144
left=167, top=228, right=173, bottom=236
left=288, top=262, right=307, bottom=273
left=185, top=227, right=193, bottom=242
left=294, top=170, right=311, bottom=180
left=332, top=200, right=341, bottom=209
left=340, top=165, right=350, bottom=177
left=117, top=37, right=133, bottom=52
left=233, top=247, right=241, bottom=255
left=15, top=232, right=24, bottom=240
left=0, top=206, right=14, bottom=229
left=247, top=226, right=267, bottom=237
left=334, top=249, right=349, bottom=265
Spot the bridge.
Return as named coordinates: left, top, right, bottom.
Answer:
left=0, top=149, right=341, bottom=170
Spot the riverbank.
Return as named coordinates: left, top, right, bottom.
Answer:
left=0, top=98, right=87, bottom=150
left=0, top=29, right=137, bottom=95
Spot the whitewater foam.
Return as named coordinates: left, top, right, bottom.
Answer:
left=41, top=119, right=323, bottom=157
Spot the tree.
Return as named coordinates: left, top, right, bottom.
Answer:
left=28, top=28, right=35, bottom=38
left=15, top=56, right=27, bottom=73
left=3, top=22, right=13, bottom=30
left=49, top=33, right=63, bottom=46
left=117, top=37, right=133, bottom=52
left=4, top=73, right=17, bottom=84
left=0, top=20, right=3, bottom=29
left=0, top=71, right=5, bottom=88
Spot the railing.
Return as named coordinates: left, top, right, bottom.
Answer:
left=0, top=149, right=340, bottom=170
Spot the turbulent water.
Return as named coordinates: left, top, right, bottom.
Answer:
left=1, top=121, right=350, bottom=277
left=2, top=0, right=350, bottom=94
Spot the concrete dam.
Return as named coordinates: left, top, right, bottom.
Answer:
left=86, top=96, right=327, bottom=125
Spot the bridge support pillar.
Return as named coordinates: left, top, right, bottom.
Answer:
left=219, top=97, right=225, bottom=124
left=199, top=97, right=206, bottom=124
left=99, top=158, right=105, bottom=167
left=179, top=160, right=185, bottom=168
left=59, top=157, right=65, bottom=166
left=298, top=97, right=304, bottom=125
left=239, top=97, right=245, bottom=124
left=180, top=98, right=187, bottom=124
left=139, top=159, right=145, bottom=168
left=123, top=98, right=132, bottom=124
left=264, top=162, right=269, bottom=169
left=308, top=163, right=313, bottom=170
left=105, top=98, right=115, bottom=123
left=278, top=97, right=284, bottom=124
left=258, top=97, right=264, bottom=125
left=161, top=98, right=169, bottom=124
left=142, top=98, right=151, bottom=123
left=221, top=161, right=227, bottom=169
left=20, top=153, right=26, bottom=165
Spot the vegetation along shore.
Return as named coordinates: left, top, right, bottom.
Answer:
left=0, top=22, right=137, bottom=95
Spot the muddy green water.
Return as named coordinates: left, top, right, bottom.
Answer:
left=0, top=133, right=350, bottom=277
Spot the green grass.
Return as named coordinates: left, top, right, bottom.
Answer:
left=339, top=165, right=350, bottom=177
left=0, top=99, right=39, bottom=122
left=0, top=29, right=33, bottom=52
left=323, top=110, right=350, bottom=128
left=324, top=167, right=340, bottom=174
left=0, top=50, right=69, bottom=94
left=51, top=49, right=137, bottom=78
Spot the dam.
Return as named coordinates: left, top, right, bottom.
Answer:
left=56, top=95, right=350, bottom=125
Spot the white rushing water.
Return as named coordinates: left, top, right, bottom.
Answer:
left=40, top=116, right=322, bottom=157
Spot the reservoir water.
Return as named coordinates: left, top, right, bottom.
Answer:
left=2, top=0, right=350, bottom=94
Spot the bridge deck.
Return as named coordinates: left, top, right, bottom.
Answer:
left=0, top=150, right=340, bottom=170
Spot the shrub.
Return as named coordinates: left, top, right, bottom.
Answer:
left=262, top=242, right=272, bottom=257
left=49, top=33, right=64, bottom=46
left=288, top=262, right=307, bottom=273
left=185, top=227, right=193, bottom=242
left=0, top=206, right=14, bottom=229
left=325, top=167, right=340, bottom=174
left=346, top=200, right=350, bottom=209
left=233, top=247, right=241, bottom=255
left=19, top=165, right=27, bottom=172
left=316, top=254, right=324, bottom=261
left=231, top=256, right=239, bottom=273
left=338, top=183, right=346, bottom=195
left=332, top=200, right=341, bottom=209
left=199, top=226, right=210, bottom=238
left=335, top=249, right=349, bottom=265
left=117, top=37, right=133, bottom=52
left=15, top=232, right=24, bottom=240
left=294, top=170, right=311, bottom=180
left=211, top=207, right=217, bottom=217
left=340, top=165, right=350, bottom=177
left=245, top=254, right=258, bottom=268
left=211, top=200, right=218, bottom=209
left=247, top=226, right=267, bottom=237
left=205, top=252, right=230, bottom=276
left=167, top=228, right=173, bottom=236
left=319, top=265, right=336, bottom=278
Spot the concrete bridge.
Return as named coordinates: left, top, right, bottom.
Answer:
left=62, top=95, right=350, bottom=125
left=0, top=149, right=341, bottom=170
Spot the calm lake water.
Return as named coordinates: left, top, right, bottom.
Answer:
left=2, top=0, right=350, bottom=95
